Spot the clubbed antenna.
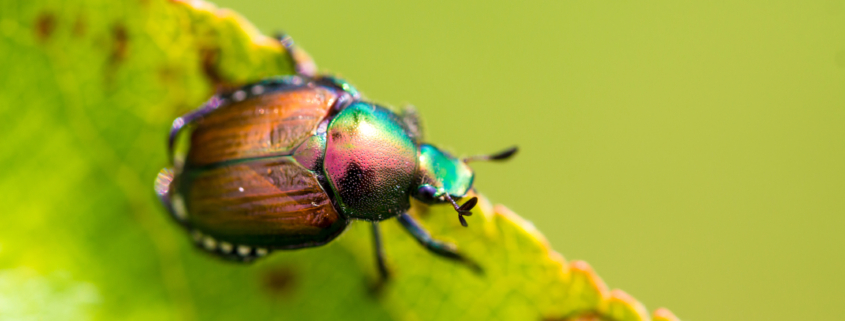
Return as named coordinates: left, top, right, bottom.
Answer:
left=463, top=146, right=519, bottom=163
left=444, top=194, right=478, bottom=227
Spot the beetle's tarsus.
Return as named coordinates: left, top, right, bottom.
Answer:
left=273, top=31, right=317, bottom=77
left=445, top=195, right=476, bottom=226
left=463, top=259, right=484, bottom=275
left=273, top=32, right=293, bottom=47
left=366, top=279, right=385, bottom=297
left=397, top=213, right=482, bottom=273
left=458, top=197, right=478, bottom=212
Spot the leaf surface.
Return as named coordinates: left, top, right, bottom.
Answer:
left=0, top=1, right=679, bottom=320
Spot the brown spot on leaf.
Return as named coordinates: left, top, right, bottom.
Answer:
left=262, top=267, right=297, bottom=296
left=35, top=12, right=56, bottom=42
left=198, top=47, right=240, bottom=92
left=158, top=65, right=179, bottom=83
left=72, top=15, right=86, bottom=37
left=110, top=24, right=128, bottom=64
left=103, top=23, right=130, bottom=86
left=201, top=46, right=223, bottom=86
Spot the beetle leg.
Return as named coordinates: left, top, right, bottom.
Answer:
left=154, top=168, right=177, bottom=220
left=443, top=194, right=478, bottom=227
left=399, top=105, right=424, bottom=143
left=396, top=213, right=483, bottom=274
left=274, top=33, right=317, bottom=78
left=371, top=222, right=391, bottom=281
left=167, top=96, right=225, bottom=161
left=154, top=167, right=195, bottom=227
left=368, top=222, right=391, bottom=293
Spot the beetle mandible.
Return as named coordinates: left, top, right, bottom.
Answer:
left=154, top=34, right=517, bottom=281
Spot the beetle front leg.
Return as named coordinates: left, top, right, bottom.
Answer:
left=274, top=33, right=317, bottom=78
left=396, top=213, right=482, bottom=274
left=399, top=105, right=424, bottom=143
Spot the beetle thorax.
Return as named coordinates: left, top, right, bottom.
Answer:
left=323, top=102, right=419, bottom=221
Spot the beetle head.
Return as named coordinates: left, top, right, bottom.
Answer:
left=412, top=144, right=518, bottom=227
left=412, top=144, right=475, bottom=203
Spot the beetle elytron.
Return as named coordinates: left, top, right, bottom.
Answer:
left=154, top=34, right=517, bottom=280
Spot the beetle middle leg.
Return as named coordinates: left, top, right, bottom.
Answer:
left=371, top=222, right=390, bottom=280
left=367, top=221, right=391, bottom=294
left=396, top=213, right=482, bottom=274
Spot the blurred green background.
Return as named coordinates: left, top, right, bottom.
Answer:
left=207, top=0, right=844, bottom=320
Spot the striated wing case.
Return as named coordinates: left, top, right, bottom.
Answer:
left=186, top=85, right=338, bottom=166
left=177, top=156, right=345, bottom=248
left=166, top=84, right=346, bottom=250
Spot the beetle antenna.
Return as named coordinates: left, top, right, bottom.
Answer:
left=444, top=194, right=478, bottom=227
left=463, top=146, right=518, bottom=163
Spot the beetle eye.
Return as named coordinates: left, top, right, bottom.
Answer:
left=417, top=185, right=438, bottom=200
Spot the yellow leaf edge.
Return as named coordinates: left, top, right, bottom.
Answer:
left=483, top=196, right=680, bottom=321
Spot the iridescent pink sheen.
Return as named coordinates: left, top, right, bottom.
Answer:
left=323, top=102, right=417, bottom=220
left=292, top=134, right=326, bottom=172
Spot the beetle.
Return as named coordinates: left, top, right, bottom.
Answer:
left=154, top=34, right=517, bottom=281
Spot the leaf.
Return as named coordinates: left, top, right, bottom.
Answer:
left=0, top=1, right=680, bottom=320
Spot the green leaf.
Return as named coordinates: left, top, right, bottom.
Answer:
left=0, top=1, right=680, bottom=320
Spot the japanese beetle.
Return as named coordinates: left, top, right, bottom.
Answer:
left=154, top=34, right=517, bottom=279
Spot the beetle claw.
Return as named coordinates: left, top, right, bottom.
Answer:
left=458, top=197, right=478, bottom=212
left=445, top=194, right=477, bottom=227
left=458, top=214, right=468, bottom=227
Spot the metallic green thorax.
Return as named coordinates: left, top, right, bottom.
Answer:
left=324, top=102, right=418, bottom=221
left=416, top=144, right=475, bottom=199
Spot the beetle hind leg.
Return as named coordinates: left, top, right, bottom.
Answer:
left=154, top=168, right=177, bottom=219
left=154, top=167, right=194, bottom=226
left=396, top=213, right=483, bottom=274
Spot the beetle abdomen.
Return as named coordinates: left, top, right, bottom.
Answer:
left=179, top=156, right=346, bottom=248
left=187, top=86, right=339, bottom=166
